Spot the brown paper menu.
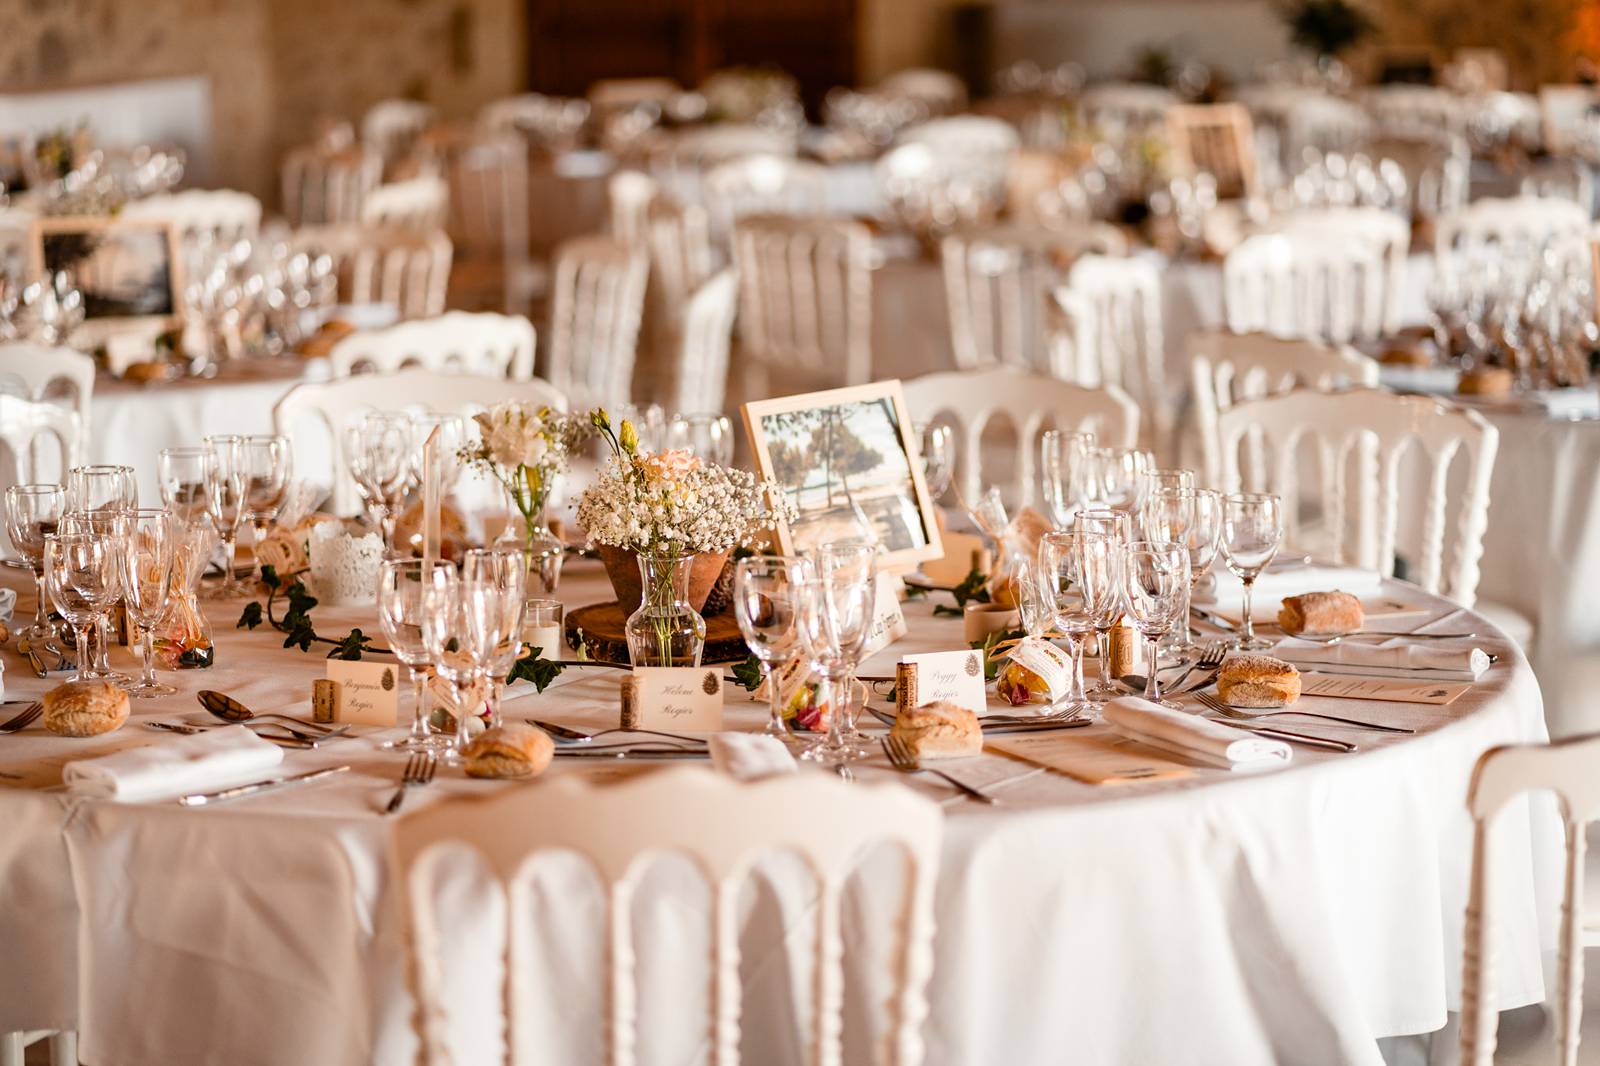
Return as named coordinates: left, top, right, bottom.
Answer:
left=1300, top=675, right=1469, bottom=706
left=986, top=732, right=1194, bottom=785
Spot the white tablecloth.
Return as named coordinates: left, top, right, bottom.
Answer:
left=0, top=559, right=1560, bottom=1065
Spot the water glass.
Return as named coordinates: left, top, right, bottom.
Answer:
left=1039, top=530, right=1113, bottom=715
left=1123, top=540, right=1190, bottom=707
left=665, top=413, right=735, bottom=466
left=1093, top=448, right=1153, bottom=509
left=4, top=484, right=66, bottom=648
left=44, top=531, right=120, bottom=684
left=348, top=413, right=414, bottom=553
left=1137, top=468, right=1196, bottom=511
left=732, top=555, right=813, bottom=744
left=1220, top=492, right=1284, bottom=651
left=794, top=570, right=874, bottom=767
left=813, top=541, right=877, bottom=755
left=119, top=509, right=177, bottom=697
left=59, top=510, right=132, bottom=683
left=1040, top=429, right=1096, bottom=527
left=1070, top=509, right=1132, bottom=697
left=204, top=435, right=249, bottom=597
left=462, top=546, right=530, bottom=729
left=67, top=464, right=136, bottom=512
left=377, top=558, right=456, bottom=752
left=159, top=447, right=211, bottom=528
left=421, top=575, right=508, bottom=763
left=240, top=435, right=292, bottom=579
left=1139, top=487, right=1223, bottom=656
left=915, top=422, right=955, bottom=503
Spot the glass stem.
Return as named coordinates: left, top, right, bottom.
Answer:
left=451, top=681, right=473, bottom=753
left=763, top=662, right=788, bottom=736
left=140, top=626, right=157, bottom=686
left=95, top=615, right=111, bottom=671
left=409, top=668, right=432, bottom=742
left=31, top=570, right=50, bottom=639
left=380, top=509, right=398, bottom=554
left=1096, top=628, right=1112, bottom=688
left=489, top=679, right=505, bottom=731
left=1143, top=636, right=1162, bottom=703
left=818, top=672, right=845, bottom=753
left=223, top=533, right=238, bottom=587
left=1178, top=580, right=1196, bottom=647
left=1240, top=576, right=1256, bottom=644
left=1068, top=633, right=1087, bottom=702
left=73, top=624, right=91, bottom=679
left=250, top=519, right=269, bottom=580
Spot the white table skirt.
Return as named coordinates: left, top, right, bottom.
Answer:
left=0, top=559, right=1560, bottom=1065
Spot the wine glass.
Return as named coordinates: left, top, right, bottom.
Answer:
left=348, top=413, right=413, bottom=553
left=1038, top=530, right=1111, bottom=717
left=462, top=546, right=530, bottom=730
left=1040, top=429, right=1095, bottom=526
left=421, top=574, right=508, bottom=763
left=159, top=447, right=212, bottom=528
left=67, top=464, right=136, bottom=512
left=4, top=484, right=66, bottom=649
left=1220, top=492, right=1284, bottom=651
left=410, top=412, right=468, bottom=495
left=1072, top=508, right=1132, bottom=698
left=1137, top=468, right=1196, bottom=512
left=915, top=422, right=955, bottom=503
left=732, top=555, right=814, bottom=744
left=1122, top=540, right=1190, bottom=708
left=378, top=558, right=456, bottom=752
left=1139, top=487, right=1222, bottom=657
left=58, top=509, right=132, bottom=683
left=240, top=435, right=292, bottom=581
left=1095, top=448, right=1153, bottom=509
left=794, top=569, right=875, bottom=767
left=203, top=435, right=248, bottom=597
left=813, top=540, right=878, bottom=756
left=43, top=531, right=120, bottom=684
left=119, top=508, right=177, bottom=697
left=665, top=413, right=735, bottom=466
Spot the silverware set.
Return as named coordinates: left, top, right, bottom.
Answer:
left=530, top=718, right=712, bottom=758
left=144, top=718, right=349, bottom=748
left=386, top=752, right=436, bottom=814
left=1194, top=692, right=1359, bottom=752
left=881, top=734, right=996, bottom=804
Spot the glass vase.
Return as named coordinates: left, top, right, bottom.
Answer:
left=624, top=554, right=706, bottom=667
left=154, top=523, right=218, bottom=669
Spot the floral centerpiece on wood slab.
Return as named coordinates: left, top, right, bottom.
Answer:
left=578, top=409, right=793, bottom=667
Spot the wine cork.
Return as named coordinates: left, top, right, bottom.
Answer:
left=1108, top=616, right=1138, bottom=679
left=312, top=678, right=338, bottom=723
left=895, top=661, right=918, bottom=717
left=620, top=674, right=639, bottom=730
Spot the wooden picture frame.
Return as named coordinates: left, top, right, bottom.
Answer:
left=27, top=214, right=185, bottom=351
left=1166, top=103, right=1257, bottom=201
left=743, top=380, right=944, bottom=570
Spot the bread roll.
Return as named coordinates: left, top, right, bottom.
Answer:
left=463, top=722, right=554, bottom=779
left=1458, top=367, right=1513, bottom=396
left=1278, top=591, right=1364, bottom=636
left=890, top=700, right=982, bottom=760
left=43, top=680, right=130, bottom=737
left=1378, top=342, right=1434, bottom=368
left=1216, top=655, right=1301, bottom=708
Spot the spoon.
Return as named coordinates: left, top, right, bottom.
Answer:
left=198, top=691, right=346, bottom=738
left=527, top=718, right=706, bottom=747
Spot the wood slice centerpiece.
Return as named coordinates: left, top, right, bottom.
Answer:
left=565, top=602, right=750, bottom=665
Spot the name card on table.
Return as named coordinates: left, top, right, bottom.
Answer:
left=631, top=667, right=725, bottom=731
left=1300, top=675, right=1470, bottom=706
left=324, top=660, right=401, bottom=726
left=898, top=650, right=986, bottom=716
left=861, top=574, right=909, bottom=656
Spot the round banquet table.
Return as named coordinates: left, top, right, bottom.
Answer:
left=0, top=557, right=1560, bottom=1066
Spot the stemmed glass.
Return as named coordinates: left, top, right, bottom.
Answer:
left=1038, top=531, right=1111, bottom=717
left=813, top=541, right=878, bottom=756
left=4, top=484, right=66, bottom=649
left=348, top=413, right=413, bottom=553
left=203, top=435, right=248, bottom=597
left=793, top=569, right=875, bottom=767
left=421, top=574, right=510, bottom=763
left=1073, top=508, right=1132, bottom=699
left=1092, top=448, right=1153, bottom=509
left=58, top=510, right=132, bottom=683
left=732, top=555, right=814, bottom=745
left=1220, top=492, right=1284, bottom=651
left=1123, top=541, right=1190, bottom=708
left=462, top=546, right=530, bottom=730
left=43, top=531, right=120, bottom=684
left=378, top=558, right=456, bottom=752
left=1040, top=429, right=1095, bottom=526
left=67, top=465, right=136, bottom=512
left=1136, top=467, right=1196, bottom=512
left=240, top=435, right=292, bottom=580
left=119, top=508, right=177, bottom=697
left=665, top=414, right=735, bottom=466
left=915, top=422, right=955, bottom=503
left=1139, top=487, right=1223, bottom=657
left=158, top=447, right=211, bottom=527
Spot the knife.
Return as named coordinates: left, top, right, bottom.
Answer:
left=178, top=764, right=351, bottom=806
left=1211, top=718, right=1358, bottom=752
left=551, top=746, right=709, bottom=759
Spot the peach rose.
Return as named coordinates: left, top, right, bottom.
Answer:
left=636, top=448, right=702, bottom=485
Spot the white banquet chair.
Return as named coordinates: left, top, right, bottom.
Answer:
left=1190, top=329, right=1380, bottom=488
left=608, top=170, right=660, bottom=245
left=1265, top=207, right=1412, bottom=336
left=1222, top=231, right=1389, bottom=344
left=1460, top=733, right=1600, bottom=1066
left=0, top=342, right=95, bottom=449
left=1060, top=254, right=1171, bottom=456
left=904, top=367, right=1139, bottom=509
left=0, top=394, right=80, bottom=496
left=1436, top=196, right=1593, bottom=262
left=702, top=154, right=828, bottom=237
left=392, top=767, right=942, bottom=1066
left=120, top=189, right=262, bottom=247
left=292, top=224, right=453, bottom=320
left=361, top=177, right=451, bottom=230
left=544, top=236, right=648, bottom=408
left=361, top=98, right=435, bottom=171
left=1215, top=387, right=1497, bottom=606
left=274, top=368, right=565, bottom=517
left=325, top=311, right=535, bottom=379
left=666, top=267, right=739, bottom=416
left=439, top=133, right=538, bottom=315
left=732, top=214, right=873, bottom=397
left=281, top=143, right=383, bottom=227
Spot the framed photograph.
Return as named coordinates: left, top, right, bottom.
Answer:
left=743, top=380, right=944, bottom=570
left=28, top=215, right=184, bottom=345
left=1165, top=103, right=1257, bottom=201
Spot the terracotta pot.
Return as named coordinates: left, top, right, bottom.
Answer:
left=597, top=545, right=729, bottom=614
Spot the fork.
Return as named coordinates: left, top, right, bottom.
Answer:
left=1194, top=692, right=1358, bottom=751
left=0, top=703, right=42, bottom=733
left=1173, top=641, right=1230, bottom=693
left=386, top=752, right=436, bottom=814
left=880, top=735, right=996, bottom=804
left=1195, top=690, right=1412, bottom=734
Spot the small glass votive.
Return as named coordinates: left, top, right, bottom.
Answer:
left=522, top=598, right=564, bottom=660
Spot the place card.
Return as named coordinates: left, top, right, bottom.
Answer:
left=631, top=666, right=724, bottom=731
left=1301, top=675, right=1470, bottom=706
left=987, top=732, right=1193, bottom=785
left=324, top=660, right=401, bottom=726
left=898, top=649, right=986, bottom=715
left=861, top=573, right=909, bottom=656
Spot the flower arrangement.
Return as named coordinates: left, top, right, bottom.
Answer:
left=459, top=402, right=590, bottom=553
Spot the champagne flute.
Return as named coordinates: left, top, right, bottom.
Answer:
left=1040, top=429, right=1095, bottom=526
left=67, top=464, right=136, bottom=512
left=794, top=571, right=874, bottom=767
left=1123, top=540, right=1190, bottom=708
left=1072, top=507, right=1132, bottom=699
left=732, top=555, right=814, bottom=745
left=462, top=546, right=530, bottom=730
left=240, top=435, right=292, bottom=581
left=4, top=484, right=66, bottom=649
left=915, top=422, right=955, bottom=503
left=119, top=508, right=177, bottom=697
left=204, top=435, right=248, bottom=597
left=44, top=531, right=120, bottom=684
left=158, top=447, right=211, bottom=528
left=1038, top=530, right=1110, bottom=716
left=1221, top=492, right=1284, bottom=651
left=378, top=558, right=456, bottom=752
left=814, top=540, right=878, bottom=756
left=1139, top=487, right=1222, bottom=657
left=665, top=413, right=735, bottom=466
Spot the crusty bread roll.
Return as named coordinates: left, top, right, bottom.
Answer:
left=1278, top=591, right=1364, bottom=636
left=1458, top=367, right=1513, bottom=396
left=890, top=700, right=982, bottom=760
left=1379, top=342, right=1434, bottom=367
left=43, top=680, right=130, bottom=737
left=1217, top=655, right=1301, bottom=708
left=463, top=723, right=554, bottom=779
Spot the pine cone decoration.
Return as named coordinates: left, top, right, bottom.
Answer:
left=701, top=556, right=737, bottom=616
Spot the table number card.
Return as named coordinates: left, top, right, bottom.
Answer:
left=1301, top=675, right=1470, bottom=706
left=324, top=660, right=401, bottom=726
left=631, top=667, right=724, bottom=731
left=861, top=573, right=909, bottom=656
left=898, top=650, right=986, bottom=715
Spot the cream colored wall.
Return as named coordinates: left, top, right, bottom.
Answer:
left=858, top=0, right=972, bottom=85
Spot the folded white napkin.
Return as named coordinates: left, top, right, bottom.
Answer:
left=708, top=733, right=796, bottom=781
left=1202, top=563, right=1382, bottom=614
left=1102, top=696, right=1292, bottom=771
left=64, top=725, right=285, bottom=802
left=1272, top=638, right=1491, bottom=681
